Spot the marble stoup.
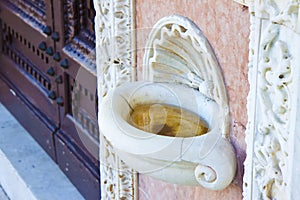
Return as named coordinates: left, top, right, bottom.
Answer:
left=95, top=0, right=240, bottom=196
left=243, top=0, right=300, bottom=199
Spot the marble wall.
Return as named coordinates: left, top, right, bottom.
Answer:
left=135, top=0, right=250, bottom=199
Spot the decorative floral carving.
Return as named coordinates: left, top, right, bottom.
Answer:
left=256, top=0, right=299, bottom=32
left=96, top=0, right=135, bottom=98
left=255, top=25, right=291, bottom=199
left=244, top=1, right=300, bottom=199
left=100, top=135, right=137, bottom=200
left=94, top=0, right=137, bottom=199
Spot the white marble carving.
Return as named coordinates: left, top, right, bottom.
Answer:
left=143, top=15, right=230, bottom=138
left=99, top=15, right=237, bottom=191
left=94, top=0, right=137, bottom=199
left=244, top=1, right=300, bottom=199
left=99, top=82, right=236, bottom=190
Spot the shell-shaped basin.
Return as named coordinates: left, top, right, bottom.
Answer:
left=99, top=82, right=236, bottom=190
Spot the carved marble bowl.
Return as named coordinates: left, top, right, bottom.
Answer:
left=99, top=82, right=236, bottom=190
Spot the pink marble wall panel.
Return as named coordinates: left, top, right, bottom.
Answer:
left=139, top=175, right=242, bottom=200
left=135, top=0, right=250, bottom=199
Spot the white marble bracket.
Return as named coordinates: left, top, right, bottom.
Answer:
left=94, top=0, right=138, bottom=199
left=243, top=1, right=300, bottom=199
left=139, top=15, right=236, bottom=190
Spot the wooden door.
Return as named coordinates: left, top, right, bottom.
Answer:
left=51, top=0, right=100, bottom=198
left=0, top=0, right=100, bottom=199
left=0, top=0, right=58, bottom=157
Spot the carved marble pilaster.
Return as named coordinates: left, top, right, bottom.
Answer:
left=244, top=1, right=300, bottom=199
left=94, top=0, right=137, bottom=199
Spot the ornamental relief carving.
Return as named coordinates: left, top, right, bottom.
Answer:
left=96, top=0, right=135, bottom=98
left=254, top=24, right=292, bottom=199
left=256, top=0, right=299, bottom=32
left=244, top=1, right=300, bottom=199
left=94, top=0, right=137, bottom=199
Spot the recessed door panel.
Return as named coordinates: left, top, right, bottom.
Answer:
left=51, top=0, right=99, bottom=164
left=0, top=0, right=59, bottom=126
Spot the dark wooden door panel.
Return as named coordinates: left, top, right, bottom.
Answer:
left=55, top=134, right=100, bottom=200
left=53, top=0, right=95, bottom=59
left=0, top=6, right=51, bottom=69
left=0, top=55, right=57, bottom=124
left=0, top=77, right=56, bottom=159
left=6, top=0, right=48, bottom=25
left=0, top=0, right=59, bottom=125
left=59, top=68, right=99, bottom=162
left=52, top=0, right=100, bottom=197
left=51, top=0, right=99, bottom=163
left=0, top=0, right=55, bottom=71
left=0, top=0, right=100, bottom=198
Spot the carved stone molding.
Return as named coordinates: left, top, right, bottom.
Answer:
left=244, top=1, right=300, bottom=199
left=94, top=0, right=137, bottom=199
